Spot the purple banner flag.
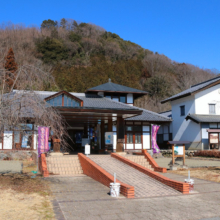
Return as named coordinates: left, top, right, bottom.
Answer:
left=152, top=125, right=160, bottom=154
left=38, top=127, right=49, bottom=157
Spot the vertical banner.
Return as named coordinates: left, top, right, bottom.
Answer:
left=152, top=125, right=160, bottom=154
left=38, top=127, right=49, bottom=157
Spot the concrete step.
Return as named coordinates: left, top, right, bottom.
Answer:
left=122, top=155, right=153, bottom=170
left=46, top=155, right=83, bottom=176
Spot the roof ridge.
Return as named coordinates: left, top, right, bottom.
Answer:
left=191, top=76, right=220, bottom=88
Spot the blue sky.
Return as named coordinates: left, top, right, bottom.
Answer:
left=1, top=0, right=220, bottom=71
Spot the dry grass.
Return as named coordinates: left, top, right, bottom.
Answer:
left=22, top=160, right=37, bottom=174
left=168, top=167, right=220, bottom=183
left=0, top=172, right=55, bottom=219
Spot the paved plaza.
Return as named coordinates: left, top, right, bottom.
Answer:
left=48, top=173, right=220, bottom=220
left=155, top=157, right=220, bottom=169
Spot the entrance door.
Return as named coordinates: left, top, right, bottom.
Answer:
left=67, top=130, right=83, bottom=153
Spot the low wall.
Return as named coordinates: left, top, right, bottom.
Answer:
left=111, top=153, right=189, bottom=194
left=142, top=150, right=167, bottom=173
left=78, top=153, right=134, bottom=198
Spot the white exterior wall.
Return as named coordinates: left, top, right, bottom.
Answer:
left=171, top=95, right=201, bottom=142
left=195, top=84, right=220, bottom=115
left=143, top=133, right=150, bottom=149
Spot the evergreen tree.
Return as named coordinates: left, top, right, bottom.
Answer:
left=60, top=18, right=67, bottom=29
left=41, top=19, right=58, bottom=29
left=4, top=48, right=18, bottom=90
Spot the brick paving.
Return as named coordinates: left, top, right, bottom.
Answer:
left=89, top=155, right=180, bottom=198
left=48, top=175, right=220, bottom=220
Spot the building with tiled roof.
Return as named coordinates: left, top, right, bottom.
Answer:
left=160, top=76, right=220, bottom=150
left=2, top=79, right=171, bottom=152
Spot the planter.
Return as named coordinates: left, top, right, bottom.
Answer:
left=110, top=183, right=120, bottom=197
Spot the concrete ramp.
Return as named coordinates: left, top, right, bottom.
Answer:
left=89, top=155, right=180, bottom=198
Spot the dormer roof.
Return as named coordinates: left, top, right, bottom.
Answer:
left=86, top=79, right=148, bottom=94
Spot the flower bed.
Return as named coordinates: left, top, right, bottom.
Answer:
left=194, top=150, right=220, bottom=158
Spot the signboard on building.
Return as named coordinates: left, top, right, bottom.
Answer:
left=105, top=132, right=113, bottom=145
left=38, top=127, right=49, bottom=157
left=174, top=146, right=184, bottom=155
left=210, top=133, right=218, bottom=144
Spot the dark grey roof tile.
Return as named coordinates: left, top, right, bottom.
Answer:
left=161, top=76, right=220, bottom=103
left=186, top=114, right=220, bottom=123
left=87, top=80, right=147, bottom=94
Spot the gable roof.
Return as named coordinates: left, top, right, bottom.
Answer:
left=86, top=79, right=148, bottom=94
left=44, top=90, right=83, bottom=107
left=161, top=76, right=220, bottom=104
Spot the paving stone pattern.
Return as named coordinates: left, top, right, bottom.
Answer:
left=89, top=155, right=180, bottom=197
left=46, top=155, right=83, bottom=176
left=122, top=155, right=154, bottom=171
left=48, top=175, right=220, bottom=220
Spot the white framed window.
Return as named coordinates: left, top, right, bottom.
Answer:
left=209, top=104, right=216, bottom=114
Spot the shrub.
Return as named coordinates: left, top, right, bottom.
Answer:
left=194, top=150, right=220, bottom=158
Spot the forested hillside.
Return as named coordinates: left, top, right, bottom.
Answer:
left=0, top=19, right=215, bottom=112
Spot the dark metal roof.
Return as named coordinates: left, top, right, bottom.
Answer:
left=161, top=76, right=220, bottom=104
left=87, top=80, right=148, bottom=94
left=159, top=110, right=172, bottom=118
left=185, top=114, right=220, bottom=123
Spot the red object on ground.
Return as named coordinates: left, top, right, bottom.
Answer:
left=39, top=153, right=49, bottom=177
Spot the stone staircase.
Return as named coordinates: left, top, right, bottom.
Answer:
left=46, top=155, right=83, bottom=176
left=122, top=155, right=154, bottom=171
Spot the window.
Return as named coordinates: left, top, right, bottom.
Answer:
left=125, top=124, right=142, bottom=145
left=46, top=93, right=81, bottom=107
left=127, top=133, right=133, bottom=143
left=126, top=126, right=133, bottom=131
left=112, top=96, right=119, bottom=102
left=119, top=96, right=126, bottom=103
left=209, top=104, right=216, bottom=114
left=135, top=133, right=141, bottom=143
left=180, top=105, right=185, bottom=116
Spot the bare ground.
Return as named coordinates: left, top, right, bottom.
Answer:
left=168, top=166, right=220, bottom=183
left=0, top=160, right=54, bottom=220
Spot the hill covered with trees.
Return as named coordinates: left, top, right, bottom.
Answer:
left=0, top=19, right=215, bottom=112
